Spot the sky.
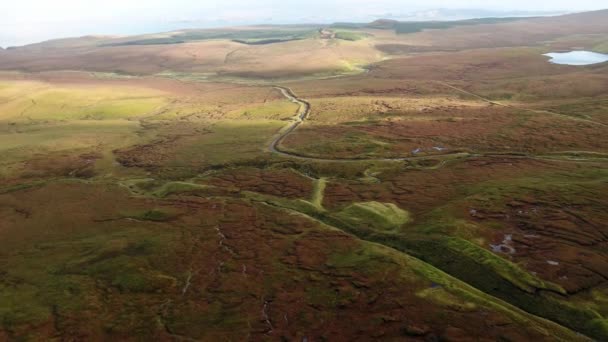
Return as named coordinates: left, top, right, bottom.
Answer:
left=1, top=0, right=608, bottom=47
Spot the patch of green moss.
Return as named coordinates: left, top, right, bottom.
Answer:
left=334, top=31, right=370, bottom=41
left=243, top=191, right=322, bottom=217
left=0, top=284, right=50, bottom=327
left=333, top=201, right=411, bottom=232
left=327, top=244, right=394, bottom=274
left=443, top=237, right=566, bottom=294
left=416, top=288, right=477, bottom=311
left=327, top=240, right=583, bottom=340
left=0, top=181, right=46, bottom=194
left=416, top=210, right=486, bottom=239
left=310, top=177, right=327, bottom=210
left=587, top=319, right=608, bottom=338
left=391, top=237, right=603, bottom=340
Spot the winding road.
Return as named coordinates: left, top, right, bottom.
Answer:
left=269, top=84, right=608, bottom=164
left=268, top=86, right=311, bottom=157
left=269, top=86, right=473, bottom=163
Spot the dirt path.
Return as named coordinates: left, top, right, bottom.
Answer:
left=268, top=86, right=310, bottom=156
left=438, top=81, right=608, bottom=128
left=268, top=85, right=608, bottom=164
left=268, top=86, right=472, bottom=163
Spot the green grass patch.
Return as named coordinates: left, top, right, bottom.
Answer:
left=443, top=237, right=566, bottom=294
left=225, top=100, right=299, bottom=120
left=0, top=284, right=51, bottom=328
left=587, top=319, right=608, bottom=338
left=334, top=30, right=370, bottom=41
left=592, top=41, right=608, bottom=54
left=172, top=119, right=284, bottom=166
left=0, top=121, right=140, bottom=157
left=333, top=201, right=411, bottom=232
left=106, top=29, right=318, bottom=46
left=0, top=224, right=178, bottom=331
left=416, top=287, right=477, bottom=311
left=243, top=191, right=321, bottom=217
left=0, top=84, right=168, bottom=121
left=327, top=244, right=395, bottom=273
left=329, top=241, right=581, bottom=340
left=239, top=186, right=605, bottom=340
left=232, top=38, right=303, bottom=45
left=310, top=177, right=327, bottom=210
left=0, top=181, right=46, bottom=194
left=394, top=17, right=527, bottom=34
left=282, top=129, right=393, bottom=159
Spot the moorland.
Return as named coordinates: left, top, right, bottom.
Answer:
left=1, top=9, right=608, bottom=341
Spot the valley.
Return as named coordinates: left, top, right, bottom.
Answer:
left=1, top=9, right=608, bottom=341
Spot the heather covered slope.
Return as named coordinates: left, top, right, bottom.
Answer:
left=0, top=181, right=585, bottom=341
left=379, top=9, right=608, bottom=51
left=2, top=11, right=608, bottom=79
left=1, top=9, right=608, bottom=341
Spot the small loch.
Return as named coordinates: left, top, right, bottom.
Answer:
left=544, top=51, right=608, bottom=66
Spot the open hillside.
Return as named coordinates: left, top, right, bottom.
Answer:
left=1, top=8, right=608, bottom=341
left=1, top=10, right=608, bottom=79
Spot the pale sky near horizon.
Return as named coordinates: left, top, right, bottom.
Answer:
left=1, top=0, right=608, bottom=47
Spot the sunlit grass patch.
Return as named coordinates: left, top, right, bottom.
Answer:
left=225, top=99, right=299, bottom=120
left=0, top=81, right=169, bottom=121
left=334, top=30, right=371, bottom=41
left=0, top=120, right=141, bottom=178
left=334, top=201, right=411, bottom=232
left=306, top=96, right=483, bottom=124
left=149, top=103, right=221, bottom=121
left=281, top=128, right=394, bottom=159
left=6, top=91, right=166, bottom=121
left=0, top=121, right=128, bottom=151
left=173, top=119, right=284, bottom=165
left=416, top=287, right=477, bottom=311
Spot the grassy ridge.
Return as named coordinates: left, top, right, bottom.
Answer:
left=334, top=31, right=370, bottom=41
left=0, top=81, right=168, bottom=121
left=333, top=17, right=527, bottom=34
left=394, top=17, right=528, bottom=34
left=106, top=29, right=318, bottom=46
left=240, top=175, right=606, bottom=340
left=592, top=41, right=608, bottom=53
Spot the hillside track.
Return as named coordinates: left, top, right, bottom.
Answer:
left=269, top=85, right=608, bottom=164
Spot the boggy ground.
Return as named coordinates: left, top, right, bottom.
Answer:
left=1, top=17, right=608, bottom=341
left=0, top=181, right=582, bottom=341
